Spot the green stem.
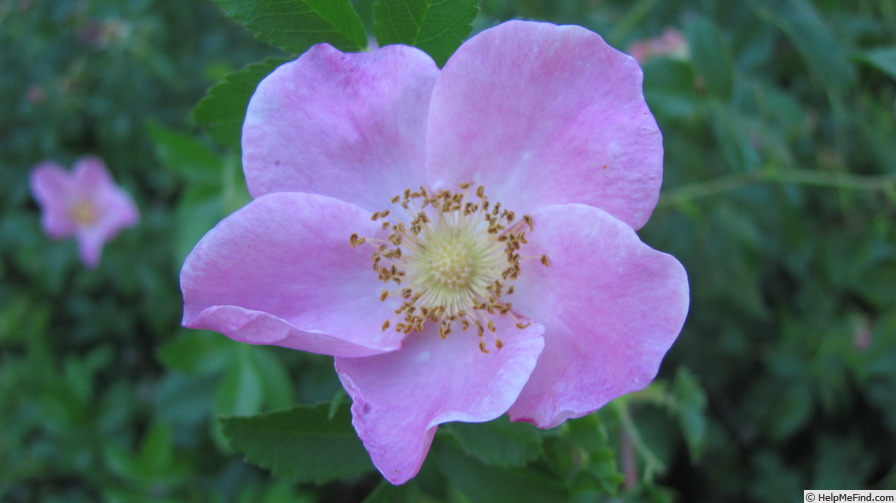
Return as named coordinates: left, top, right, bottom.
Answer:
left=613, top=400, right=666, bottom=482
left=608, top=0, right=660, bottom=47
left=658, top=168, right=896, bottom=208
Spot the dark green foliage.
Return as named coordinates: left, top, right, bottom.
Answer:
left=221, top=403, right=375, bottom=484
left=373, top=0, right=479, bottom=66
left=212, top=0, right=368, bottom=53
left=685, top=15, right=734, bottom=101
left=435, top=443, right=570, bottom=502
left=193, top=59, right=288, bottom=153
left=446, top=416, right=544, bottom=468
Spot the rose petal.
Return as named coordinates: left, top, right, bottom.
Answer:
left=75, top=229, right=105, bottom=268
left=181, top=192, right=406, bottom=357
left=335, top=317, right=545, bottom=484
left=508, top=204, right=688, bottom=428
left=74, top=158, right=139, bottom=267
left=29, top=161, right=77, bottom=237
left=426, top=20, right=662, bottom=230
left=243, top=44, right=438, bottom=212
left=73, top=156, right=114, bottom=190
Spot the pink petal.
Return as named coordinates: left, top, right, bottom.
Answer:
left=181, top=192, right=406, bottom=357
left=335, top=317, right=545, bottom=484
left=75, top=229, right=105, bottom=268
left=29, top=161, right=77, bottom=237
left=242, top=44, right=438, bottom=212
left=73, top=156, right=114, bottom=190
left=508, top=204, right=688, bottom=428
left=426, top=20, right=662, bottom=230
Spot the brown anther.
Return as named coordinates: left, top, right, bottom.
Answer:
left=349, top=233, right=365, bottom=247
left=391, top=195, right=400, bottom=203
left=380, top=290, right=389, bottom=302
left=479, top=340, right=490, bottom=354
left=458, top=182, right=472, bottom=189
left=495, top=339, right=504, bottom=349
left=487, top=320, right=496, bottom=332
left=381, top=320, right=391, bottom=331
left=523, top=215, right=533, bottom=231
left=540, top=254, right=550, bottom=267
left=476, top=186, right=486, bottom=199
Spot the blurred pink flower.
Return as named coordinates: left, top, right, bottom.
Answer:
left=30, top=156, right=139, bottom=268
left=628, top=28, right=689, bottom=63
left=181, top=21, right=688, bottom=484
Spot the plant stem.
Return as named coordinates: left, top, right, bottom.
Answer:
left=658, top=168, right=896, bottom=208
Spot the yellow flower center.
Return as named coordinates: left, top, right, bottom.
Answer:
left=70, top=200, right=98, bottom=226
left=350, top=183, right=548, bottom=353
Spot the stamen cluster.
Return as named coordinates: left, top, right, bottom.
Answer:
left=350, top=183, right=548, bottom=353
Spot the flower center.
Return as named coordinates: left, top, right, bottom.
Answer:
left=69, top=200, right=98, bottom=226
left=419, top=234, right=475, bottom=290
left=350, top=183, right=548, bottom=353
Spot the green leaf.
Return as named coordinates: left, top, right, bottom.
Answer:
left=147, top=121, right=222, bottom=184
left=214, top=0, right=367, bottom=53
left=251, top=348, right=296, bottom=409
left=446, top=416, right=543, bottom=467
left=221, top=402, right=374, bottom=484
left=157, top=330, right=234, bottom=375
left=363, top=480, right=422, bottom=503
left=709, top=100, right=761, bottom=173
left=685, top=15, right=734, bottom=101
left=642, top=58, right=700, bottom=120
left=373, top=0, right=479, bottom=66
left=138, top=421, right=174, bottom=472
left=194, top=58, right=288, bottom=152
left=746, top=0, right=855, bottom=90
left=436, top=442, right=568, bottom=503
left=216, top=348, right=264, bottom=416
left=855, top=46, right=896, bottom=80
left=671, top=368, right=708, bottom=458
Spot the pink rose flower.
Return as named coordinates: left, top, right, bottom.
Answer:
left=181, top=21, right=689, bottom=484
left=30, top=156, right=139, bottom=268
left=628, top=28, right=689, bottom=63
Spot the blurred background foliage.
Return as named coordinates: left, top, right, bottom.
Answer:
left=1, top=0, right=894, bottom=501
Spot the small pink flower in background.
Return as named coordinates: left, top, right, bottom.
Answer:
left=181, top=21, right=689, bottom=484
left=30, top=156, right=139, bottom=268
left=628, top=28, right=689, bottom=63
